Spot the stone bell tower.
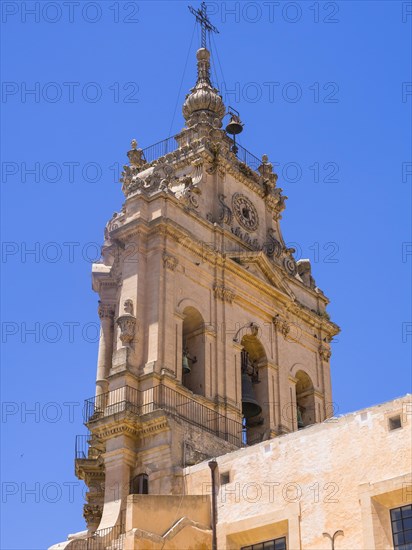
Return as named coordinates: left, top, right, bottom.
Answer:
left=67, top=9, right=339, bottom=548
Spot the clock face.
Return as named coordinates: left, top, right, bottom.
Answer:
left=232, top=193, right=259, bottom=232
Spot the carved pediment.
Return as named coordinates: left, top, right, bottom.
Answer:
left=230, top=251, right=295, bottom=300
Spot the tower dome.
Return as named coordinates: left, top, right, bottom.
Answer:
left=182, top=48, right=225, bottom=127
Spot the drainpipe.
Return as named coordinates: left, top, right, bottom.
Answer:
left=208, top=460, right=218, bottom=550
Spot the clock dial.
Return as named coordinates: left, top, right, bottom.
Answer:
left=232, top=193, right=259, bottom=232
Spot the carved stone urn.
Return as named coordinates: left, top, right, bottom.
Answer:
left=116, top=298, right=136, bottom=346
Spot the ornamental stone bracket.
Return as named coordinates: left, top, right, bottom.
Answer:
left=116, top=298, right=136, bottom=346
left=163, top=253, right=178, bottom=271
left=218, top=193, right=233, bottom=225
left=83, top=504, right=103, bottom=531
left=213, top=284, right=236, bottom=303
left=319, top=344, right=332, bottom=361
left=273, top=315, right=291, bottom=338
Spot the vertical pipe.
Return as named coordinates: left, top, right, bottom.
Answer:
left=208, top=460, right=218, bottom=550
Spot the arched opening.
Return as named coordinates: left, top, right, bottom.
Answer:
left=182, top=306, right=205, bottom=396
left=129, top=473, right=148, bottom=495
left=240, top=333, right=267, bottom=445
left=295, top=370, right=316, bottom=429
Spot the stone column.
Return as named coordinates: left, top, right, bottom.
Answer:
left=96, top=302, right=115, bottom=397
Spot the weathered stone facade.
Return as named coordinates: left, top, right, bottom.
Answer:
left=49, top=13, right=411, bottom=550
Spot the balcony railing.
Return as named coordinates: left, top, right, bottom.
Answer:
left=84, top=385, right=243, bottom=447
left=75, top=434, right=90, bottom=459
left=141, top=134, right=261, bottom=174
left=141, top=136, right=179, bottom=164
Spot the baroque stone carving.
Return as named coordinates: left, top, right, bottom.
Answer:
left=319, top=345, right=332, bottom=361
left=263, top=228, right=282, bottom=259
left=283, top=249, right=298, bottom=276
left=273, top=315, right=291, bottom=338
left=230, top=225, right=260, bottom=250
left=121, top=160, right=176, bottom=197
left=213, top=284, right=235, bottom=303
left=83, top=504, right=103, bottom=528
left=218, top=194, right=232, bottom=225
left=127, top=139, right=145, bottom=168
left=116, top=299, right=136, bottom=345
left=98, top=302, right=115, bottom=320
left=180, top=177, right=200, bottom=210
left=163, top=253, right=178, bottom=271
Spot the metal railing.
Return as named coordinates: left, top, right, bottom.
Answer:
left=75, top=434, right=89, bottom=459
left=141, top=136, right=179, bottom=164
left=140, top=134, right=262, bottom=173
left=235, top=142, right=261, bottom=171
left=84, top=384, right=243, bottom=447
left=85, top=524, right=125, bottom=550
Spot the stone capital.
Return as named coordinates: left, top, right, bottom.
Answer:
left=98, top=302, right=115, bottom=320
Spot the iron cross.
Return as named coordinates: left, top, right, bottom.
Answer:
left=188, top=2, right=219, bottom=49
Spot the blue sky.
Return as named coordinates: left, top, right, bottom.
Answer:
left=1, top=1, right=411, bottom=548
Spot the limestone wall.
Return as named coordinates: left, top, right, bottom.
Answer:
left=183, top=395, right=412, bottom=549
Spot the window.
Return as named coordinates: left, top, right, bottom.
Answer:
left=220, top=472, right=230, bottom=485
left=130, top=473, right=148, bottom=495
left=389, top=415, right=402, bottom=431
left=241, top=537, right=286, bottom=550
left=391, top=504, right=412, bottom=549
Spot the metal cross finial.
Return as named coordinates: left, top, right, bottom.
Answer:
left=188, top=2, right=219, bottom=49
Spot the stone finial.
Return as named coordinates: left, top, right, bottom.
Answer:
left=182, top=48, right=225, bottom=128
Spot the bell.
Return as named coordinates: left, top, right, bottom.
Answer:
left=182, top=355, right=191, bottom=375
left=226, top=115, right=243, bottom=136
left=241, top=372, right=262, bottom=419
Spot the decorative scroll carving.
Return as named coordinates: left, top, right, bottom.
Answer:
left=218, top=194, right=232, bottom=225
left=213, top=284, right=235, bottom=303
left=283, top=249, right=298, bottom=276
left=263, top=228, right=282, bottom=259
left=180, top=177, right=200, bottom=210
left=163, top=253, right=178, bottom=271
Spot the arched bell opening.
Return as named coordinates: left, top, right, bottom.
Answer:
left=182, top=306, right=205, bottom=396
left=240, top=334, right=267, bottom=445
left=295, top=370, right=316, bottom=429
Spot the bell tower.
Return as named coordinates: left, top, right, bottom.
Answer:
left=72, top=3, right=340, bottom=543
